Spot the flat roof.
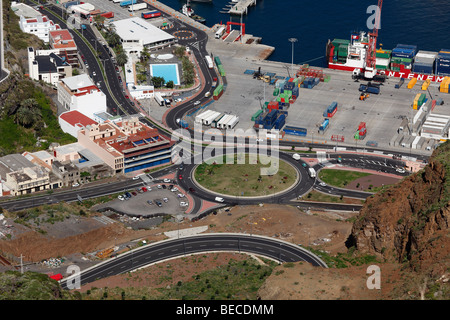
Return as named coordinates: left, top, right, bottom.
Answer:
left=0, top=154, right=35, bottom=179
left=111, top=17, right=175, bottom=46
left=61, top=74, right=94, bottom=91
left=12, top=3, right=41, bottom=18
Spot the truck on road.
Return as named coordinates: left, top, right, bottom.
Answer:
left=205, top=55, right=213, bottom=69
left=308, top=168, right=316, bottom=178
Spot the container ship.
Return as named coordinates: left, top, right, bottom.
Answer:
left=326, top=31, right=450, bottom=83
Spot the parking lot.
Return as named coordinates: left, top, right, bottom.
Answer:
left=96, top=183, right=189, bottom=217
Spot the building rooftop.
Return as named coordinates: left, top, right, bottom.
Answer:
left=59, top=110, right=98, bottom=127
left=11, top=2, right=41, bottom=18
left=49, top=29, right=77, bottom=49
left=111, top=17, right=175, bottom=46
left=61, top=74, right=95, bottom=91
left=0, top=154, right=35, bottom=179
left=34, top=53, right=68, bottom=74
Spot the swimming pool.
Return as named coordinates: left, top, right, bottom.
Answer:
left=150, top=64, right=180, bottom=86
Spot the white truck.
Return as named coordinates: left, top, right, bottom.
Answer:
left=215, top=26, right=226, bottom=39
left=308, top=168, right=316, bottom=178
left=128, top=3, right=147, bottom=11
left=154, top=92, right=164, bottom=106
left=205, top=55, right=213, bottom=69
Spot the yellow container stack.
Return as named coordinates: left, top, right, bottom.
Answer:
left=421, top=79, right=431, bottom=91
left=407, top=77, right=418, bottom=89
left=439, top=77, right=450, bottom=93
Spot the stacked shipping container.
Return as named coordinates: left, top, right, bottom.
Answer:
left=440, top=77, right=450, bottom=93
left=436, top=50, right=450, bottom=76
left=413, top=93, right=426, bottom=110
left=413, top=51, right=438, bottom=74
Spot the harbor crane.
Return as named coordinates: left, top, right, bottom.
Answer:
left=365, top=0, right=383, bottom=80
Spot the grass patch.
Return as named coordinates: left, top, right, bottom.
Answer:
left=194, top=154, right=297, bottom=197
left=318, top=169, right=371, bottom=188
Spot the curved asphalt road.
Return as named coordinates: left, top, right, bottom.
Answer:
left=61, top=233, right=328, bottom=289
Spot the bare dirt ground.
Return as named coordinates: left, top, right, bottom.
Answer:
left=346, top=174, right=401, bottom=191
left=1, top=203, right=407, bottom=300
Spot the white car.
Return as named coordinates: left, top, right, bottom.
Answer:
left=157, top=184, right=162, bottom=189
left=176, top=118, right=181, bottom=124
left=177, top=193, right=185, bottom=198
left=163, top=197, right=169, bottom=203
left=92, top=71, right=96, bottom=76
left=215, top=197, right=225, bottom=203
left=171, top=187, right=179, bottom=192
left=256, top=138, right=263, bottom=142
left=163, top=178, right=171, bottom=183
left=132, top=176, right=140, bottom=180
left=118, top=195, right=125, bottom=201
left=180, top=202, right=188, bottom=207
left=319, top=182, right=327, bottom=187
left=193, top=101, right=201, bottom=106
left=396, top=168, right=406, bottom=173
left=72, top=183, right=80, bottom=187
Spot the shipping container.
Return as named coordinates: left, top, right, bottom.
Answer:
left=120, top=0, right=137, bottom=7
left=395, top=78, right=404, bottom=89
left=319, top=119, right=329, bottom=132
left=214, top=56, right=222, bottom=67
left=251, top=109, right=263, bottom=121
left=141, top=11, right=161, bottom=19
left=100, top=11, right=114, bottom=19
left=283, top=126, right=307, bottom=137
left=407, top=77, right=418, bottom=89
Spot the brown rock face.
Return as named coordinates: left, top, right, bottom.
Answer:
left=347, top=141, right=450, bottom=272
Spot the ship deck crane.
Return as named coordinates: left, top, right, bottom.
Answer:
left=365, top=0, right=383, bottom=80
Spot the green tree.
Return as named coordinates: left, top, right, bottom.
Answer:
left=174, top=46, right=186, bottom=59
left=166, top=80, right=174, bottom=88
left=152, top=76, right=165, bottom=88
left=14, top=98, right=42, bottom=127
left=105, top=30, right=121, bottom=49
left=140, top=46, right=150, bottom=63
left=116, top=52, right=128, bottom=66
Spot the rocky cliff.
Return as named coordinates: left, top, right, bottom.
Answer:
left=347, top=141, right=450, bottom=274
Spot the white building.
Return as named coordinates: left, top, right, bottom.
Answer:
left=58, top=110, right=98, bottom=138
left=57, top=74, right=107, bottom=120
left=27, top=47, right=72, bottom=86
left=111, top=17, right=175, bottom=57
left=19, top=15, right=60, bottom=43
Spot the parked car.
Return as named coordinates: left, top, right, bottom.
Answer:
left=118, top=195, right=125, bottom=201
left=163, top=178, right=171, bottom=183
left=72, top=183, right=80, bottom=187
left=180, top=202, right=188, bottom=207
left=132, top=176, right=140, bottom=180
left=131, top=191, right=137, bottom=196
left=163, top=197, right=169, bottom=203
left=147, top=200, right=153, bottom=205
left=171, top=187, right=179, bottom=192
left=141, top=187, right=147, bottom=192
left=396, top=168, right=406, bottom=173
left=177, top=193, right=185, bottom=198
left=155, top=200, right=162, bottom=207
left=178, top=175, right=183, bottom=180
left=157, top=185, right=162, bottom=189
left=162, top=185, right=167, bottom=189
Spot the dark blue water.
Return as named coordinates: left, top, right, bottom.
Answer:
left=160, top=0, right=450, bottom=68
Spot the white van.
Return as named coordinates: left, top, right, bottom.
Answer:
left=215, top=197, right=225, bottom=202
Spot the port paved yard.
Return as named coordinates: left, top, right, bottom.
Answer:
left=201, top=42, right=450, bottom=151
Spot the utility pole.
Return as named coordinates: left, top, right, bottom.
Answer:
left=288, top=38, right=298, bottom=76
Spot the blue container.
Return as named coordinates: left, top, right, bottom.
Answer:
left=264, top=109, right=278, bottom=125
left=284, top=126, right=307, bottom=136
left=367, top=86, right=380, bottom=94
left=327, top=101, right=337, bottom=113
left=396, top=44, right=418, bottom=51
left=273, top=114, right=286, bottom=130
left=319, top=119, right=329, bottom=131
left=412, top=63, right=434, bottom=74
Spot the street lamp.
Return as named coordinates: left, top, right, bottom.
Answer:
left=288, top=38, right=298, bottom=76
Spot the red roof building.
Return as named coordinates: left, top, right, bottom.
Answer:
left=59, top=110, right=98, bottom=138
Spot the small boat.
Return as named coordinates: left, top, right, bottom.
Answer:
left=181, top=0, right=206, bottom=24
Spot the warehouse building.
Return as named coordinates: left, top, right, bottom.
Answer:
left=111, top=17, right=175, bottom=57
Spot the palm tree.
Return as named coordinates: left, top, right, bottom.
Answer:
left=116, top=52, right=128, bottom=66
left=14, top=98, right=42, bottom=127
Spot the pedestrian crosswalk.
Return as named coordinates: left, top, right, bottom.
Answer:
left=345, top=158, right=394, bottom=168
left=190, top=41, right=200, bottom=51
